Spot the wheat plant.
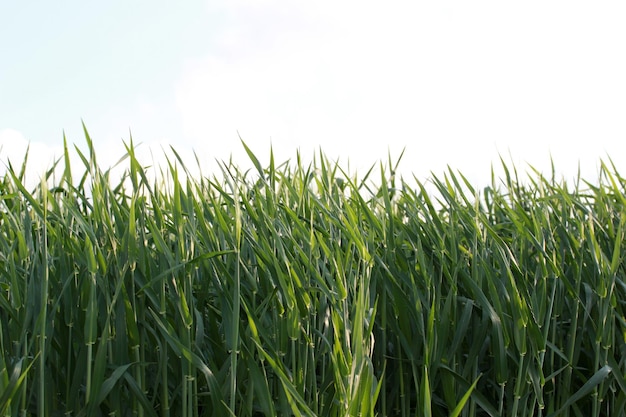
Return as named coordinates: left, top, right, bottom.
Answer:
left=0, top=127, right=625, bottom=416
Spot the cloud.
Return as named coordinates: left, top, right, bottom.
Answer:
left=176, top=2, right=416, bottom=174
left=4, top=1, right=626, bottom=193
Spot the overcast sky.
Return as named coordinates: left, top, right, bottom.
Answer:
left=1, top=1, right=625, bottom=189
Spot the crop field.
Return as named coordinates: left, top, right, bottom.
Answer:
left=1, top=129, right=625, bottom=416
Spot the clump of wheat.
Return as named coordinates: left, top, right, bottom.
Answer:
left=0, top=127, right=624, bottom=416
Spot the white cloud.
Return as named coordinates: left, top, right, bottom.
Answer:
left=176, top=2, right=417, bottom=176
left=177, top=1, right=626, bottom=188
left=0, top=1, right=583, bottom=192
left=4, top=1, right=625, bottom=193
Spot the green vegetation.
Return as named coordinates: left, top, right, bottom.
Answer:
left=1, top=128, right=625, bottom=416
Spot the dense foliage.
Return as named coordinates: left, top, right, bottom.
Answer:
left=1, top=130, right=625, bottom=416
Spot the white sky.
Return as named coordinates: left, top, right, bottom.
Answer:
left=1, top=1, right=625, bottom=189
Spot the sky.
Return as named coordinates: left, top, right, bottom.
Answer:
left=1, top=1, right=625, bottom=190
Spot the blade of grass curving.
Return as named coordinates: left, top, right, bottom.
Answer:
left=240, top=138, right=265, bottom=180
left=95, top=363, right=133, bottom=405
left=449, top=374, right=482, bottom=417
left=148, top=308, right=228, bottom=415
left=547, top=365, right=613, bottom=417
left=0, top=356, right=37, bottom=416
left=122, top=373, right=159, bottom=417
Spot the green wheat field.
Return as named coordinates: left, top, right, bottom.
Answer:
left=1, top=128, right=625, bottom=416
